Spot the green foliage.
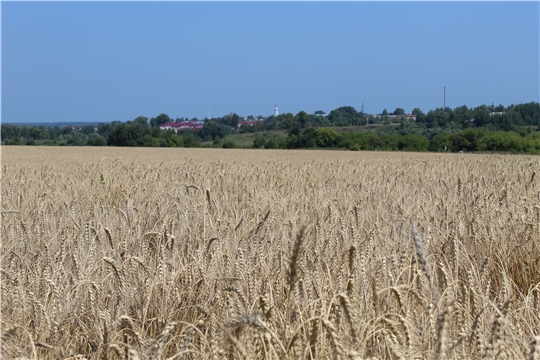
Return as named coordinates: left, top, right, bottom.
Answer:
left=314, top=128, right=338, bottom=147
left=1, top=102, right=538, bottom=153
left=222, top=140, right=236, bottom=149
left=30, top=126, right=49, bottom=140
left=182, top=136, right=201, bottom=148
left=253, top=136, right=266, bottom=148
left=288, top=128, right=331, bottom=149
left=295, top=111, right=311, bottom=128
left=286, top=134, right=299, bottom=149
left=378, top=133, right=401, bottom=150
left=80, top=125, right=96, bottom=135
left=107, top=122, right=149, bottom=147
left=149, top=114, right=170, bottom=128
left=132, top=116, right=150, bottom=128
left=425, top=108, right=449, bottom=128
left=264, top=136, right=286, bottom=149
left=200, top=120, right=230, bottom=141
left=339, top=131, right=378, bottom=150
left=397, top=134, right=429, bottom=151
left=87, top=135, right=107, bottom=146
left=67, top=136, right=87, bottom=146
left=221, top=113, right=240, bottom=128
left=167, top=133, right=184, bottom=147
left=277, top=113, right=298, bottom=130
left=328, top=106, right=364, bottom=126
left=412, top=108, right=425, bottom=123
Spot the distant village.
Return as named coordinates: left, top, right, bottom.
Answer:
left=2, top=101, right=537, bottom=152
left=158, top=118, right=256, bottom=131
left=158, top=114, right=420, bottom=132
left=61, top=104, right=509, bottom=134
left=159, top=104, right=283, bottom=131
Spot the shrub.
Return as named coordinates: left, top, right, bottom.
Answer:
left=222, top=140, right=235, bottom=148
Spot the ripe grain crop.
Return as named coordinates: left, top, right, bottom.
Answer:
left=1, top=146, right=540, bottom=359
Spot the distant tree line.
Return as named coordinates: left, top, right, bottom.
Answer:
left=275, top=126, right=540, bottom=153
left=2, top=102, right=539, bottom=153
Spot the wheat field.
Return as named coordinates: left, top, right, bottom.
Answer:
left=1, top=146, right=539, bottom=360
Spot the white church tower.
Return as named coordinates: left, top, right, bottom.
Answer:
left=274, top=104, right=279, bottom=116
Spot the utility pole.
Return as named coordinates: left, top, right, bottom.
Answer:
left=444, top=86, right=446, bottom=110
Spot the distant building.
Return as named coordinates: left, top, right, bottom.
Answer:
left=159, top=119, right=204, bottom=131
left=275, top=104, right=279, bottom=117
left=373, top=114, right=417, bottom=120
left=489, top=112, right=505, bottom=117
left=237, top=120, right=261, bottom=128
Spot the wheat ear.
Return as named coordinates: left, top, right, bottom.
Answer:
left=288, top=222, right=307, bottom=296
left=411, top=218, right=438, bottom=313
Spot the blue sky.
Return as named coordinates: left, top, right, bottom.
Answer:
left=2, top=2, right=539, bottom=124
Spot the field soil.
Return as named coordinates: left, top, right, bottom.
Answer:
left=2, top=146, right=540, bottom=359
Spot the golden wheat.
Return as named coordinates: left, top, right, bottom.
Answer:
left=1, top=146, right=539, bottom=359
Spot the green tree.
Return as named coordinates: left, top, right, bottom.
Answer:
left=182, top=136, right=202, bottom=148
left=222, top=113, right=240, bottom=128
left=398, top=134, right=429, bottom=151
left=222, top=140, right=235, bottom=148
left=200, top=120, right=229, bottom=141
left=169, top=134, right=184, bottom=147
left=450, top=128, right=485, bottom=151
left=314, top=128, right=338, bottom=147
left=150, top=114, right=171, bottom=127
left=87, top=134, right=107, bottom=146
left=393, top=108, right=405, bottom=116
left=107, top=122, right=150, bottom=147
left=295, top=111, right=311, bottom=128
left=30, top=126, right=49, bottom=140
left=425, top=108, right=449, bottom=128
left=328, top=106, right=358, bottom=126
left=449, top=105, right=472, bottom=126
left=47, top=127, right=59, bottom=141
left=265, top=135, right=286, bottom=149
left=378, top=133, right=401, bottom=151
left=1, top=124, right=22, bottom=141
left=97, top=122, right=120, bottom=138
left=514, top=102, right=540, bottom=125
left=472, top=106, right=490, bottom=127
left=429, top=132, right=452, bottom=152
left=278, top=113, right=297, bottom=130
left=80, top=125, right=96, bottom=135
left=133, top=116, right=150, bottom=128
left=412, top=108, right=425, bottom=123
left=253, top=136, right=266, bottom=148
left=294, top=128, right=317, bottom=148
left=286, top=134, right=299, bottom=149
left=339, top=131, right=378, bottom=150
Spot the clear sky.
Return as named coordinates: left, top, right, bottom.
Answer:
left=2, top=1, right=539, bottom=124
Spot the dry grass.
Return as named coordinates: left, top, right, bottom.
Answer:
left=1, top=146, right=540, bottom=359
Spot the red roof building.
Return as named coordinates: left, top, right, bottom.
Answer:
left=159, top=120, right=203, bottom=131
